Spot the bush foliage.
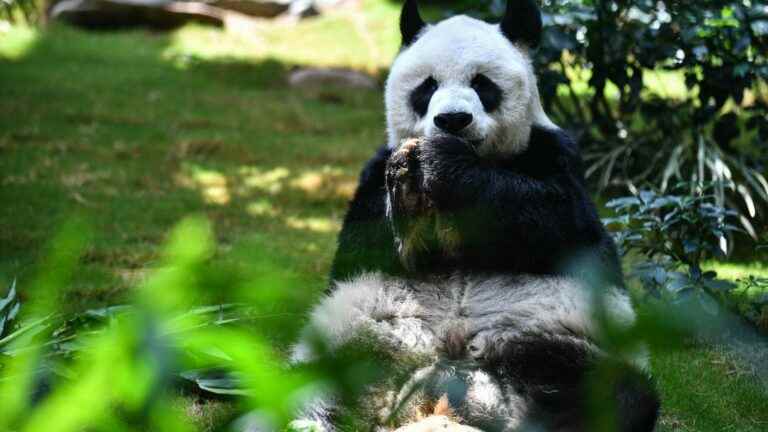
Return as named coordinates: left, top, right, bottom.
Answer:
left=0, top=0, right=40, bottom=24
left=0, top=218, right=387, bottom=432
left=604, top=184, right=768, bottom=329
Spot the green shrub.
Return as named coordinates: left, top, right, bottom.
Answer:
left=1, top=0, right=41, bottom=24
left=604, top=184, right=768, bottom=330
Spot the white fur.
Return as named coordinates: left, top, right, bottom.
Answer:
left=299, top=272, right=638, bottom=365
left=291, top=274, right=435, bottom=364
left=293, top=272, right=643, bottom=431
left=385, top=16, right=556, bottom=157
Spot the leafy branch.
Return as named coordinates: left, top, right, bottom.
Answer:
left=604, top=184, right=743, bottom=314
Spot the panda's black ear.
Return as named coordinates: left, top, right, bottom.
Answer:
left=400, top=0, right=426, bottom=47
left=500, top=0, right=543, bottom=48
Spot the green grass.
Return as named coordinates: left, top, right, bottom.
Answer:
left=1, top=5, right=767, bottom=430
left=653, top=346, right=768, bottom=431
left=707, top=262, right=768, bottom=280
left=0, top=16, right=396, bottom=311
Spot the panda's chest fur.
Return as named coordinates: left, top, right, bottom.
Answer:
left=307, top=271, right=612, bottom=375
left=307, top=272, right=614, bottom=430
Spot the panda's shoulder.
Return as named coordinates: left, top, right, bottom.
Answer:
left=359, top=144, right=393, bottom=186
left=526, top=124, right=581, bottom=165
left=343, top=144, right=392, bottom=222
left=532, top=124, right=579, bottom=155
left=510, top=125, right=583, bottom=177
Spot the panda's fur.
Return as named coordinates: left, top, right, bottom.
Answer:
left=291, top=1, right=660, bottom=431
left=385, top=15, right=554, bottom=157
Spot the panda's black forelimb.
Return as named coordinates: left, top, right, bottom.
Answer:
left=329, top=144, right=400, bottom=285
left=330, top=125, right=623, bottom=287
left=485, top=334, right=660, bottom=432
left=415, top=126, right=621, bottom=283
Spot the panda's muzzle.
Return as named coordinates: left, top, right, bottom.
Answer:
left=434, top=112, right=473, bottom=134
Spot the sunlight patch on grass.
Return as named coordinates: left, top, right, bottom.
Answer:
left=164, top=24, right=265, bottom=63
left=176, top=163, right=356, bottom=213
left=239, top=166, right=291, bottom=195
left=290, top=166, right=356, bottom=201
left=176, top=164, right=231, bottom=205
left=246, top=199, right=278, bottom=217
left=285, top=216, right=340, bottom=233
left=705, top=261, right=768, bottom=304
left=705, top=261, right=768, bottom=280
left=162, top=3, right=401, bottom=70
left=0, top=25, right=39, bottom=59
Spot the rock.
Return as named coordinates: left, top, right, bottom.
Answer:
left=288, top=67, right=379, bottom=90
left=48, top=0, right=319, bottom=30
left=207, top=0, right=290, bottom=18
left=49, top=0, right=222, bottom=29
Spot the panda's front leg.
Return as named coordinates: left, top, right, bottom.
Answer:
left=386, top=138, right=428, bottom=217
left=385, top=138, right=439, bottom=271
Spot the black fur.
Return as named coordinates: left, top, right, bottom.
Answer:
left=409, top=77, right=438, bottom=117
left=415, top=127, right=623, bottom=285
left=400, top=0, right=426, bottom=46
left=471, top=74, right=503, bottom=112
left=500, top=0, right=543, bottom=48
left=485, top=334, right=660, bottom=432
left=330, top=125, right=623, bottom=287
left=330, top=145, right=400, bottom=283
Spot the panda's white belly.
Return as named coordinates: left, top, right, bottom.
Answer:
left=300, top=272, right=634, bottom=360
left=293, top=272, right=639, bottom=431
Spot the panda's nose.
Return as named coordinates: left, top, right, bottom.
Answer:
left=434, top=112, right=473, bottom=134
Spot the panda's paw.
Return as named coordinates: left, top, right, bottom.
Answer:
left=386, top=138, right=429, bottom=215
left=416, top=136, right=478, bottom=199
left=397, top=137, right=424, bottom=158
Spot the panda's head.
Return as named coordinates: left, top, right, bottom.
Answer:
left=385, top=0, right=555, bottom=156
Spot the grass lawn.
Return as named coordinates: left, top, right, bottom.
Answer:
left=1, top=3, right=767, bottom=430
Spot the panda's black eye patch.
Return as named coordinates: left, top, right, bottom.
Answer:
left=409, top=76, right=438, bottom=117
left=471, top=74, right=503, bottom=112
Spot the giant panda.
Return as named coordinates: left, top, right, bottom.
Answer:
left=289, top=1, right=660, bottom=431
